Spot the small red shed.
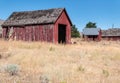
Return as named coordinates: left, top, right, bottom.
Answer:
left=2, top=8, right=72, bottom=44
left=82, top=28, right=102, bottom=41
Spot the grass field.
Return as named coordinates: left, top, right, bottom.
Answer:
left=0, top=39, right=120, bottom=83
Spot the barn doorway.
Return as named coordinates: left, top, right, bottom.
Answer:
left=58, top=24, right=66, bottom=43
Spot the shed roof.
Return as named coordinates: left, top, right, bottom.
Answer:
left=83, top=28, right=101, bottom=35
left=102, top=28, right=120, bottom=36
left=2, top=8, right=72, bottom=27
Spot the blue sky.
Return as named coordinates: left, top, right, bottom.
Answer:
left=0, top=0, right=120, bottom=31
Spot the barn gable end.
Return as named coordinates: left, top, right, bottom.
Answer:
left=54, top=9, right=72, bottom=43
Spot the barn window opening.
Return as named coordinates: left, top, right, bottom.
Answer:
left=58, top=24, right=66, bottom=43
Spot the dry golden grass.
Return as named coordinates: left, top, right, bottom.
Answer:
left=0, top=39, right=120, bottom=83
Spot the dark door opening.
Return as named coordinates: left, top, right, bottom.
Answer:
left=93, top=35, right=97, bottom=41
left=58, top=24, right=66, bottom=43
left=88, top=35, right=97, bottom=41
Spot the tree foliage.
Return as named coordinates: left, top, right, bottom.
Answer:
left=85, top=22, right=97, bottom=28
left=71, top=25, right=80, bottom=38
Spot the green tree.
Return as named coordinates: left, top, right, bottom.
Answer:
left=85, top=22, right=97, bottom=28
left=71, top=25, right=80, bottom=38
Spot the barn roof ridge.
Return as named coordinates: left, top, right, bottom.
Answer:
left=2, top=8, right=65, bottom=27
left=13, top=8, right=65, bottom=14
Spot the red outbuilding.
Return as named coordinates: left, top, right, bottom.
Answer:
left=102, top=28, right=120, bottom=41
left=82, top=28, right=102, bottom=41
left=2, top=8, right=72, bottom=44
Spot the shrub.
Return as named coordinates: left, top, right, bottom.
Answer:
left=49, top=46, right=55, bottom=51
left=71, top=25, right=80, bottom=38
left=39, top=75, right=49, bottom=83
left=0, top=52, right=12, bottom=59
left=5, top=64, right=19, bottom=76
left=102, top=69, right=109, bottom=77
left=78, top=65, right=85, bottom=72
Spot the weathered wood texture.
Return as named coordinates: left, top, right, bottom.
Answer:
left=102, top=28, right=120, bottom=41
left=54, top=10, right=71, bottom=44
left=102, top=36, right=120, bottom=41
left=2, top=9, right=72, bottom=44
left=2, top=24, right=54, bottom=42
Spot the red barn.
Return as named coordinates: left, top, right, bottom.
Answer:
left=2, top=8, right=72, bottom=44
left=102, top=28, right=120, bottom=41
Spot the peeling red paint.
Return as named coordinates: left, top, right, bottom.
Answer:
left=2, top=10, right=71, bottom=44
left=54, top=10, right=71, bottom=44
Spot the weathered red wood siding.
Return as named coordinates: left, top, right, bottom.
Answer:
left=54, top=11, right=71, bottom=44
left=84, top=36, right=99, bottom=41
left=2, top=10, right=71, bottom=43
left=98, top=30, right=102, bottom=41
left=102, top=36, right=120, bottom=41
left=2, top=24, right=54, bottom=42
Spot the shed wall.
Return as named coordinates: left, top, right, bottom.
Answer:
left=2, top=24, right=54, bottom=42
left=102, top=36, right=120, bottom=41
